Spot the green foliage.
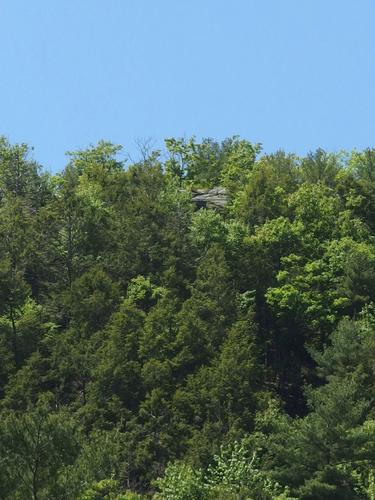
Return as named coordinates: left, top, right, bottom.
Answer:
left=155, top=462, right=206, bottom=500
left=65, top=430, right=128, bottom=498
left=0, top=400, right=80, bottom=499
left=2, top=135, right=375, bottom=497
left=165, top=136, right=260, bottom=189
left=155, top=441, right=292, bottom=500
left=219, top=138, right=261, bottom=192
left=80, top=480, right=144, bottom=500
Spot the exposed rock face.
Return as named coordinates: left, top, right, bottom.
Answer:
left=191, top=187, right=228, bottom=210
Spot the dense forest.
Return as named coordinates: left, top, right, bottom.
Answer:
left=1, top=135, right=375, bottom=499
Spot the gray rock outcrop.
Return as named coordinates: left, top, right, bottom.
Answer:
left=191, top=187, right=228, bottom=210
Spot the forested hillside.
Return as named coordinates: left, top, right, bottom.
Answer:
left=2, top=136, right=375, bottom=499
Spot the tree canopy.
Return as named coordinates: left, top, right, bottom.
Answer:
left=1, top=136, right=375, bottom=498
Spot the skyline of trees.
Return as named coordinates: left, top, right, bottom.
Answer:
left=1, top=136, right=375, bottom=498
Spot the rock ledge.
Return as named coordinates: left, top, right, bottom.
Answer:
left=191, top=187, right=228, bottom=210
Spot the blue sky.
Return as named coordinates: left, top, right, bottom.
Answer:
left=1, top=0, right=374, bottom=171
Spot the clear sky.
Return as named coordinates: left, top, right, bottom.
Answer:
left=1, top=0, right=375, bottom=171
